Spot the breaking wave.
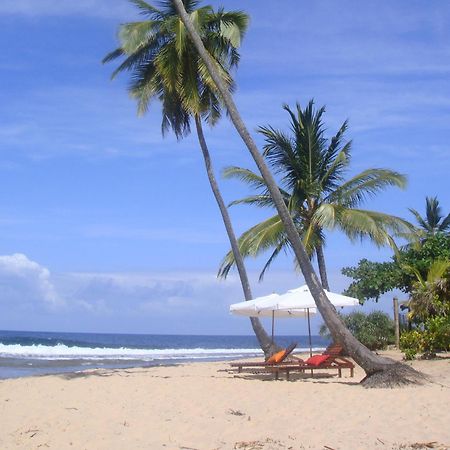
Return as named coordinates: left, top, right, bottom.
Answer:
left=0, top=343, right=262, bottom=361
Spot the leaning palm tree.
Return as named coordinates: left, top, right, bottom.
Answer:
left=219, top=101, right=412, bottom=290
left=172, top=0, right=425, bottom=387
left=409, top=196, right=450, bottom=238
left=103, top=0, right=275, bottom=354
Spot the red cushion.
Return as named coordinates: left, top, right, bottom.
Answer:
left=267, top=350, right=286, bottom=364
left=305, top=354, right=330, bottom=367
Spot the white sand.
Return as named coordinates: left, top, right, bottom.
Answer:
left=0, top=351, right=449, bottom=450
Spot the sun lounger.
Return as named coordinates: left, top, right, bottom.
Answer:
left=230, top=342, right=301, bottom=374
left=232, top=343, right=355, bottom=380
left=271, top=344, right=355, bottom=380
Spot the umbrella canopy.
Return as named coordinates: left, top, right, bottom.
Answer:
left=259, top=284, right=359, bottom=312
left=230, top=293, right=317, bottom=347
left=230, top=293, right=317, bottom=318
left=254, top=285, right=359, bottom=356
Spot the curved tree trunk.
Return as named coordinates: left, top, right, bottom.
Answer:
left=175, top=0, right=426, bottom=387
left=316, top=245, right=330, bottom=290
left=195, top=116, right=277, bottom=357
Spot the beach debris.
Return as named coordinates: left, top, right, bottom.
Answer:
left=396, top=442, right=447, bottom=449
left=234, top=438, right=287, bottom=449
left=24, top=428, right=40, bottom=439
left=409, top=443, right=442, bottom=449
left=228, top=408, right=245, bottom=416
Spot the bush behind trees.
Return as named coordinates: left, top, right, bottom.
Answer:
left=320, top=311, right=395, bottom=350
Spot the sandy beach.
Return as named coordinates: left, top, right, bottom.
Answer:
left=0, top=351, right=449, bottom=450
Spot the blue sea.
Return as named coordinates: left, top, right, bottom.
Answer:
left=0, top=330, right=330, bottom=379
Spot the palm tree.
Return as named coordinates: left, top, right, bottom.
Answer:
left=172, top=0, right=425, bottom=386
left=409, top=196, right=450, bottom=238
left=103, top=0, right=275, bottom=355
left=219, top=101, right=412, bottom=290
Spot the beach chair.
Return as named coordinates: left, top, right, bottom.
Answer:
left=272, top=343, right=355, bottom=380
left=230, top=342, right=302, bottom=375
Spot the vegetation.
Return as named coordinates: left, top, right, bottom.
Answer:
left=400, top=260, right=450, bottom=359
left=344, top=198, right=450, bottom=359
left=400, top=316, right=450, bottom=359
left=320, top=311, right=395, bottom=351
left=173, top=0, right=426, bottom=387
left=103, top=0, right=276, bottom=354
left=218, top=101, right=411, bottom=289
left=343, top=233, right=450, bottom=302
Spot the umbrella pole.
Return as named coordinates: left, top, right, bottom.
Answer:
left=271, top=310, right=274, bottom=344
left=307, top=308, right=312, bottom=357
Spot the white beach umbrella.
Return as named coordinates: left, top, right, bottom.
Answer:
left=258, top=284, right=360, bottom=356
left=230, top=293, right=317, bottom=343
left=272, top=285, right=360, bottom=310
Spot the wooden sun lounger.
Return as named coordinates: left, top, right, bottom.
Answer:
left=230, top=342, right=301, bottom=373
left=231, top=343, right=355, bottom=380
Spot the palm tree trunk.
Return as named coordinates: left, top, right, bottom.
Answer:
left=316, top=245, right=330, bottom=290
left=174, top=0, right=425, bottom=386
left=194, top=116, right=276, bottom=356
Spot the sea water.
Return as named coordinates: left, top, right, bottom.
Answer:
left=0, top=330, right=330, bottom=379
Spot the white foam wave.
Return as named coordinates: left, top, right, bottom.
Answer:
left=0, top=343, right=263, bottom=360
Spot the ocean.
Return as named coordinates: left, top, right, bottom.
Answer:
left=0, top=330, right=330, bottom=379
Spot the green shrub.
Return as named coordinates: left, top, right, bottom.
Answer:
left=320, top=311, right=395, bottom=350
left=400, top=330, right=424, bottom=359
left=400, top=316, right=450, bottom=358
left=423, top=316, right=450, bottom=353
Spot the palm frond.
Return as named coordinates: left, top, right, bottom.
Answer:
left=258, top=241, right=288, bottom=281
left=222, top=166, right=269, bottom=191
left=102, top=48, right=125, bottom=64
left=228, top=195, right=275, bottom=209
left=217, top=215, right=285, bottom=279
left=327, top=169, right=407, bottom=207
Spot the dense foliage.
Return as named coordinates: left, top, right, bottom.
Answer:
left=400, top=316, right=450, bottom=359
left=343, top=229, right=450, bottom=358
left=342, top=233, right=450, bottom=302
left=320, top=311, right=395, bottom=350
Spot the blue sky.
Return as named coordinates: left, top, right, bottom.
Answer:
left=0, top=0, right=449, bottom=335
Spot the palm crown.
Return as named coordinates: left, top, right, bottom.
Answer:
left=409, top=196, right=450, bottom=237
left=103, top=0, right=248, bottom=137
left=219, top=100, right=412, bottom=286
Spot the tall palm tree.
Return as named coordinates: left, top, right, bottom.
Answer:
left=172, top=0, right=425, bottom=386
left=409, top=196, right=450, bottom=238
left=103, top=0, right=275, bottom=355
left=219, top=101, right=412, bottom=290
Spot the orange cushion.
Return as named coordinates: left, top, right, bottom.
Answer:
left=267, top=349, right=287, bottom=364
left=305, top=354, right=330, bottom=367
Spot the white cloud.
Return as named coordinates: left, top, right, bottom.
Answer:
left=0, top=252, right=385, bottom=333
left=0, top=253, right=62, bottom=308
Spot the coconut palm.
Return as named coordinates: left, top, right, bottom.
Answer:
left=219, top=101, right=412, bottom=290
left=409, top=196, right=450, bottom=238
left=172, top=0, right=425, bottom=386
left=103, top=0, right=275, bottom=354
